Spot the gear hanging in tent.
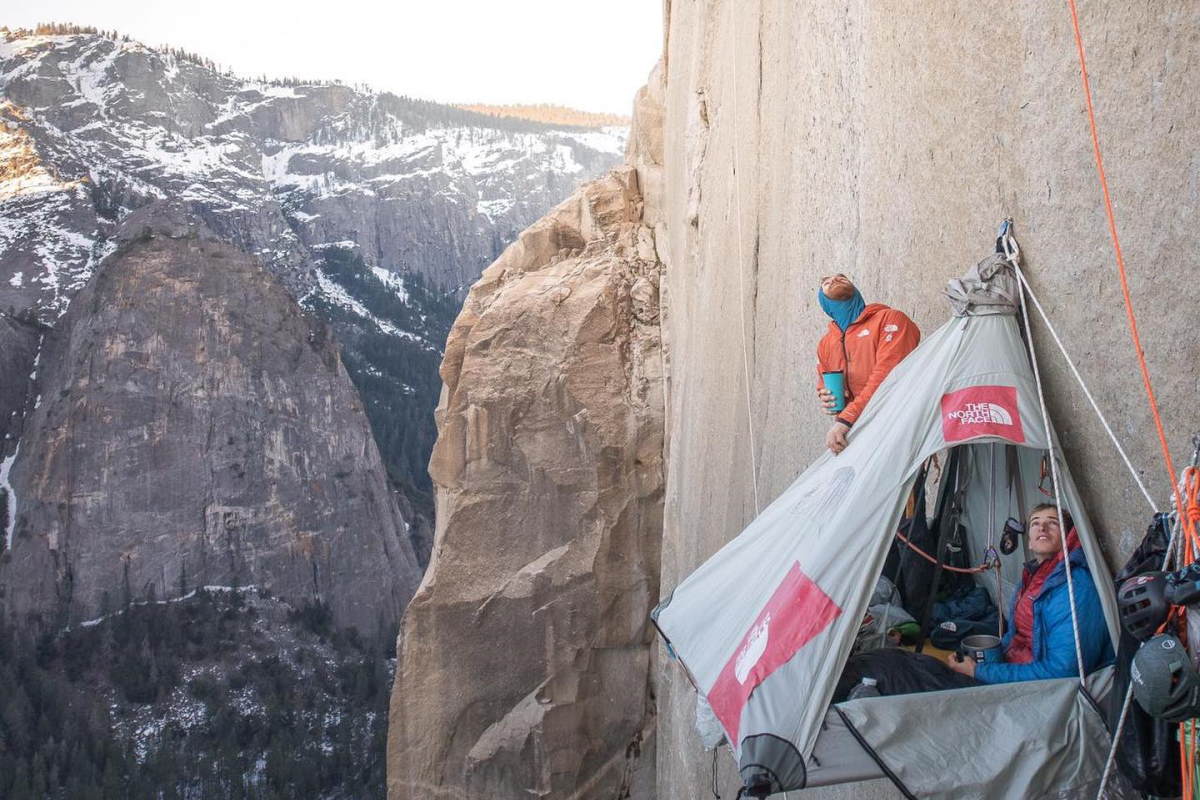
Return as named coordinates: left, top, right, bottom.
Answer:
left=651, top=233, right=1128, bottom=800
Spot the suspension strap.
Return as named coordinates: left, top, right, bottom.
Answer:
left=1003, top=234, right=1088, bottom=684
left=833, top=708, right=918, bottom=800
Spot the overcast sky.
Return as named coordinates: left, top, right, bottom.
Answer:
left=5, top=1, right=663, bottom=114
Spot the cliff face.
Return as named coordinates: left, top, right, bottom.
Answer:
left=0, top=205, right=422, bottom=634
left=0, top=29, right=625, bottom=533
left=387, top=162, right=664, bottom=799
left=389, top=2, right=1200, bottom=799
left=654, top=3, right=1200, bottom=797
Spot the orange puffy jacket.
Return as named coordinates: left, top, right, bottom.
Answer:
left=816, top=303, right=920, bottom=426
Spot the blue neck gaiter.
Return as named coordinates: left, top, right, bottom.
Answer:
left=818, top=288, right=866, bottom=332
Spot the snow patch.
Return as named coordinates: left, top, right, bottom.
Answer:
left=0, top=441, right=19, bottom=551
left=0, top=124, right=77, bottom=200
left=78, top=584, right=260, bottom=629
left=309, top=270, right=433, bottom=347
left=477, top=197, right=514, bottom=220
left=43, top=36, right=125, bottom=112
left=370, top=266, right=409, bottom=302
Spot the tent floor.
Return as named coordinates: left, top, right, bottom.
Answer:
left=903, top=642, right=955, bottom=661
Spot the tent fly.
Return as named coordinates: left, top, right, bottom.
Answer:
left=652, top=250, right=1124, bottom=799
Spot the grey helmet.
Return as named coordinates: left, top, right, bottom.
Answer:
left=1131, top=633, right=1200, bottom=722
left=1118, top=572, right=1169, bottom=641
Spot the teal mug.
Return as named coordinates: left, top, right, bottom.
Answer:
left=821, top=371, right=847, bottom=414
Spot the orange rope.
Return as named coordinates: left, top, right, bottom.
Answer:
left=1065, top=0, right=1182, bottom=517
left=1065, top=9, right=1195, bottom=793
left=894, top=530, right=994, bottom=575
left=1182, top=727, right=1192, bottom=800
left=1185, top=467, right=1200, bottom=557
left=1174, top=467, right=1200, bottom=798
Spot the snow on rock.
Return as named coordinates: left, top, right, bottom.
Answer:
left=0, top=28, right=626, bottom=324
left=370, top=266, right=409, bottom=301
left=308, top=269, right=430, bottom=347
left=0, top=440, right=19, bottom=551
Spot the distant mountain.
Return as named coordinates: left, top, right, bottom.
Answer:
left=0, top=24, right=625, bottom=799
left=456, top=103, right=632, bottom=128
left=0, top=25, right=627, bottom=553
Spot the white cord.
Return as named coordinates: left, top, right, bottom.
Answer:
left=728, top=2, right=761, bottom=515
left=1095, top=666, right=1135, bottom=799
left=997, top=234, right=1167, bottom=798
left=1008, top=235, right=1087, bottom=684
left=1010, top=262, right=1157, bottom=512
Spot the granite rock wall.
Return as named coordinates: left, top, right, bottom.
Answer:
left=0, top=204, right=422, bottom=634
left=386, top=164, right=665, bottom=798
left=654, top=2, right=1200, bottom=797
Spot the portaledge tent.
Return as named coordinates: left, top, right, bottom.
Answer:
left=652, top=251, right=1124, bottom=799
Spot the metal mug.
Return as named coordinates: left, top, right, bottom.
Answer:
left=960, top=634, right=1002, bottom=664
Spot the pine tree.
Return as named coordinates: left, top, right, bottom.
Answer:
left=100, top=753, right=122, bottom=799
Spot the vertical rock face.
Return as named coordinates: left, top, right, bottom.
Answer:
left=0, top=315, right=39, bottom=443
left=0, top=204, right=422, bottom=634
left=0, top=29, right=627, bottom=533
left=387, top=164, right=665, bottom=798
left=652, top=3, right=1200, bottom=798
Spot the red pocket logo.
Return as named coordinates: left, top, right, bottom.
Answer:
left=707, top=563, right=841, bottom=743
left=941, top=385, right=1025, bottom=444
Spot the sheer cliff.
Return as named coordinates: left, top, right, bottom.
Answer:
left=1, top=205, right=422, bottom=634
left=389, top=2, right=1200, bottom=799
left=656, top=3, right=1200, bottom=798
left=0, top=27, right=625, bottom=536
left=386, top=161, right=664, bottom=797
left=0, top=202, right=423, bottom=796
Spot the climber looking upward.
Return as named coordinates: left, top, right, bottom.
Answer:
left=944, top=503, right=1112, bottom=683
left=816, top=274, right=920, bottom=453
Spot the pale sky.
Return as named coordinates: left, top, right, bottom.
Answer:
left=5, top=1, right=664, bottom=114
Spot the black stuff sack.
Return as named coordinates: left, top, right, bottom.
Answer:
left=1110, top=512, right=1181, bottom=797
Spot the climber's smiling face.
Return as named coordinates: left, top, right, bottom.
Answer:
left=820, top=273, right=856, bottom=301
left=1028, top=508, right=1064, bottom=562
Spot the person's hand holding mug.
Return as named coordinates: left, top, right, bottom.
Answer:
left=945, top=652, right=976, bottom=678
left=817, top=386, right=840, bottom=415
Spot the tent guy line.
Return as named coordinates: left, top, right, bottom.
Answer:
left=1009, top=263, right=1156, bottom=512
left=1008, top=231, right=1088, bottom=685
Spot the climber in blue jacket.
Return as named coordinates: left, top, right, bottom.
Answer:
left=946, top=503, right=1114, bottom=683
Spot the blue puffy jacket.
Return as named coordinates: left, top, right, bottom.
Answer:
left=975, top=546, right=1114, bottom=684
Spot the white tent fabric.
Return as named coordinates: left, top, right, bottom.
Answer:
left=652, top=257, right=1121, bottom=797
left=803, top=667, right=1118, bottom=799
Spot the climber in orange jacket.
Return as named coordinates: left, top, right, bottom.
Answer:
left=816, top=274, right=920, bottom=454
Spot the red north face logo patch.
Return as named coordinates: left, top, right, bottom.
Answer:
left=706, top=563, right=841, bottom=744
left=941, top=385, right=1025, bottom=444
